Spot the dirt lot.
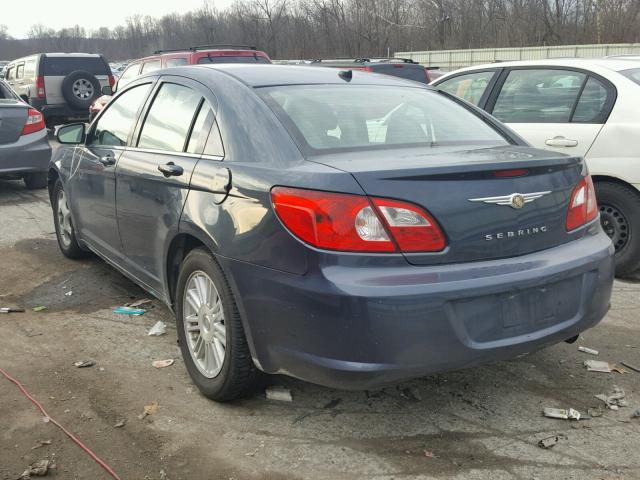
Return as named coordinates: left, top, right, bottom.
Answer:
left=1, top=177, right=639, bottom=480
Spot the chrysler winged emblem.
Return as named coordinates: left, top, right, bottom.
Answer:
left=468, top=191, right=551, bottom=210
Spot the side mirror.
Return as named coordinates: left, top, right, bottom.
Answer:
left=57, top=123, right=86, bottom=145
left=101, top=85, right=113, bottom=95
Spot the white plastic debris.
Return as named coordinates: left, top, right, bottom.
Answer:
left=543, top=407, right=581, bottom=420
left=265, top=386, right=293, bottom=402
left=595, top=385, right=628, bottom=410
left=65, top=291, right=73, bottom=296
left=578, top=346, right=599, bottom=355
left=152, top=359, right=174, bottom=369
left=147, top=321, right=167, bottom=336
left=584, top=359, right=612, bottom=373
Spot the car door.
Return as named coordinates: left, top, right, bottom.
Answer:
left=487, top=68, right=615, bottom=156
left=68, top=81, right=153, bottom=260
left=115, top=76, right=213, bottom=294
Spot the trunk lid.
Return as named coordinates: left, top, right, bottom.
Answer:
left=0, top=100, right=27, bottom=144
left=312, top=145, right=585, bottom=265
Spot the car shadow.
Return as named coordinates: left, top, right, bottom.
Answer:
left=0, top=178, right=50, bottom=206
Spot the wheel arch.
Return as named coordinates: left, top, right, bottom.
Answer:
left=592, top=174, right=640, bottom=193
left=47, top=167, right=60, bottom=203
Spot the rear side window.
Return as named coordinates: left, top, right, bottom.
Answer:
left=621, top=68, right=640, bottom=85
left=16, top=64, right=24, bottom=79
left=5, top=67, right=14, bottom=81
left=24, top=59, right=36, bottom=79
left=261, top=85, right=508, bottom=153
left=141, top=60, right=161, bottom=73
left=573, top=77, right=609, bottom=123
left=92, top=84, right=151, bottom=146
left=186, top=101, right=215, bottom=154
left=138, top=83, right=202, bottom=152
left=437, top=71, right=496, bottom=106
left=0, top=81, right=17, bottom=99
left=492, top=69, right=586, bottom=123
left=41, top=56, right=109, bottom=76
left=165, top=58, right=188, bottom=68
left=197, top=55, right=270, bottom=64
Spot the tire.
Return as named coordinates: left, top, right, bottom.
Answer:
left=52, top=179, right=87, bottom=259
left=61, top=70, right=101, bottom=110
left=175, top=248, right=257, bottom=401
left=596, top=181, right=640, bottom=276
left=23, top=172, right=47, bottom=189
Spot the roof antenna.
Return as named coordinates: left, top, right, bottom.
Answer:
left=338, top=70, right=353, bottom=81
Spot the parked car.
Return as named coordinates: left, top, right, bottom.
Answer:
left=89, top=45, right=271, bottom=121
left=308, top=58, right=444, bottom=83
left=432, top=58, right=640, bottom=276
left=3, top=53, right=114, bottom=126
left=0, top=79, right=51, bottom=189
left=50, top=65, right=614, bottom=401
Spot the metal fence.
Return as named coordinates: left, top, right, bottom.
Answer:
left=395, top=43, right=640, bottom=70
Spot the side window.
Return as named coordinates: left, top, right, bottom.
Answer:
left=186, top=101, right=215, bottom=154
left=165, top=58, right=188, bottom=68
left=138, top=83, right=202, bottom=152
left=438, top=71, right=496, bottom=105
left=6, top=67, right=14, bottom=81
left=116, top=64, right=140, bottom=91
left=92, top=84, right=151, bottom=146
left=24, top=59, right=36, bottom=79
left=141, top=60, right=161, bottom=74
left=573, top=77, right=609, bottom=123
left=203, top=122, right=224, bottom=157
left=492, top=69, right=586, bottom=123
left=16, top=64, right=24, bottom=80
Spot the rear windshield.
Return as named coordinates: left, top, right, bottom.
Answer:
left=42, top=56, right=109, bottom=76
left=373, top=64, right=428, bottom=83
left=197, top=55, right=270, bottom=64
left=260, top=85, right=509, bottom=153
left=621, top=68, right=640, bottom=86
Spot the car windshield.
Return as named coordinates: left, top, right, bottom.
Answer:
left=197, top=55, right=270, bottom=64
left=621, top=68, right=640, bottom=86
left=260, top=85, right=509, bottom=153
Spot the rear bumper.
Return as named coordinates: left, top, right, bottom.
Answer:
left=30, top=100, right=89, bottom=122
left=223, top=227, right=614, bottom=390
left=0, top=129, right=51, bottom=176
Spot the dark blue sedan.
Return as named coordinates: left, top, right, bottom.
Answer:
left=49, top=65, right=614, bottom=401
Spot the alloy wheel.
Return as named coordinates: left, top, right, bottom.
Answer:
left=57, top=190, right=72, bottom=247
left=72, top=78, right=94, bottom=99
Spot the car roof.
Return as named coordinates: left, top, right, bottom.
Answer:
left=44, top=53, right=103, bottom=58
left=192, top=64, right=427, bottom=87
left=448, top=58, right=640, bottom=74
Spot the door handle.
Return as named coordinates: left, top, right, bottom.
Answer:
left=98, top=155, right=116, bottom=166
left=545, top=136, right=578, bottom=147
left=158, top=162, right=184, bottom=177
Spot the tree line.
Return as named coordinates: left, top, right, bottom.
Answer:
left=0, top=0, right=639, bottom=62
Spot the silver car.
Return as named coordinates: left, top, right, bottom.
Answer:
left=0, top=79, right=51, bottom=189
left=3, top=53, right=113, bottom=126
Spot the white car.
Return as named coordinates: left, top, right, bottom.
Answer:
left=432, top=58, right=640, bottom=276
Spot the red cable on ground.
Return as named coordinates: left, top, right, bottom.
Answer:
left=0, top=366, right=122, bottom=480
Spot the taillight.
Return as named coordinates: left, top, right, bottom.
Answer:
left=271, top=187, right=446, bottom=253
left=566, top=176, right=598, bottom=231
left=36, top=76, right=46, bottom=98
left=108, top=75, right=116, bottom=87
left=21, top=108, right=45, bottom=136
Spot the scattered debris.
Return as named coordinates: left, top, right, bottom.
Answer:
left=266, top=386, right=293, bottom=402
left=73, top=360, right=96, bottom=368
left=578, top=346, right=599, bottom=355
left=147, top=321, right=167, bottom=336
left=113, top=306, right=146, bottom=316
left=631, top=409, right=640, bottom=419
left=0, top=307, right=25, bottom=313
left=543, top=407, right=581, bottom=420
left=152, top=359, right=174, bottom=369
left=127, top=298, right=152, bottom=308
left=32, top=306, right=46, bottom=312
left=538, top=435, right=560, bottom=449
left=621, top=361, right=640, bottom=373
left=138, top=401, right=159, bottom=420
left=583, top=360, right=629, bottom=374
left=18, top=459, right=55, bottom=479
left=30, top=440, right=52, bottom=450
left=595, top=386, right=628, bottom=410
left=42, top=416, right=50, bottom=423
left=113, top=419, right=126, bottom=428
left=65, top=291, right=73, bottom=296
left=424, top=450, right=438, bottom=458
left=159, top=470, right=168, bottom=480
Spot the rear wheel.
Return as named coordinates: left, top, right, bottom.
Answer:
left=52, top=179, right=87, bottom=259
left=596, top=181, right=640, bottom=276
left=175, top=248, right=257, bottom=401
left=23, top=172, right=47, bottom=189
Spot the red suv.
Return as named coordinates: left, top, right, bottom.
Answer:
left=89, top=45, right=271, bottom=120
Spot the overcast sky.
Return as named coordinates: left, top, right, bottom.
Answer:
left=4, top=0, right=234, bottom=38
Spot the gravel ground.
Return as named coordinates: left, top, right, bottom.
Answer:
left=1, top=177, right=639, bottom=480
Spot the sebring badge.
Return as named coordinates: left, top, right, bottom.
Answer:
left=468, top=191, right=551, bottom=209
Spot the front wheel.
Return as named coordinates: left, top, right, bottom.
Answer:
left=52, top=179, right=88, bottom=259
left=175, top=248, right=257, bottom=401
left=596, top=181, right=640, bottom=276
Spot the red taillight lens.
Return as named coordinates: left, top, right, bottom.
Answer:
left=566, top=176, right=598, bottom=231
left=21, top=108, right=45, bottom=136
left=270, top=187, right=446, bottom=253
left=36, top=76, right=46, bottom=98
left=108, top=74, right=116, bottom=87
